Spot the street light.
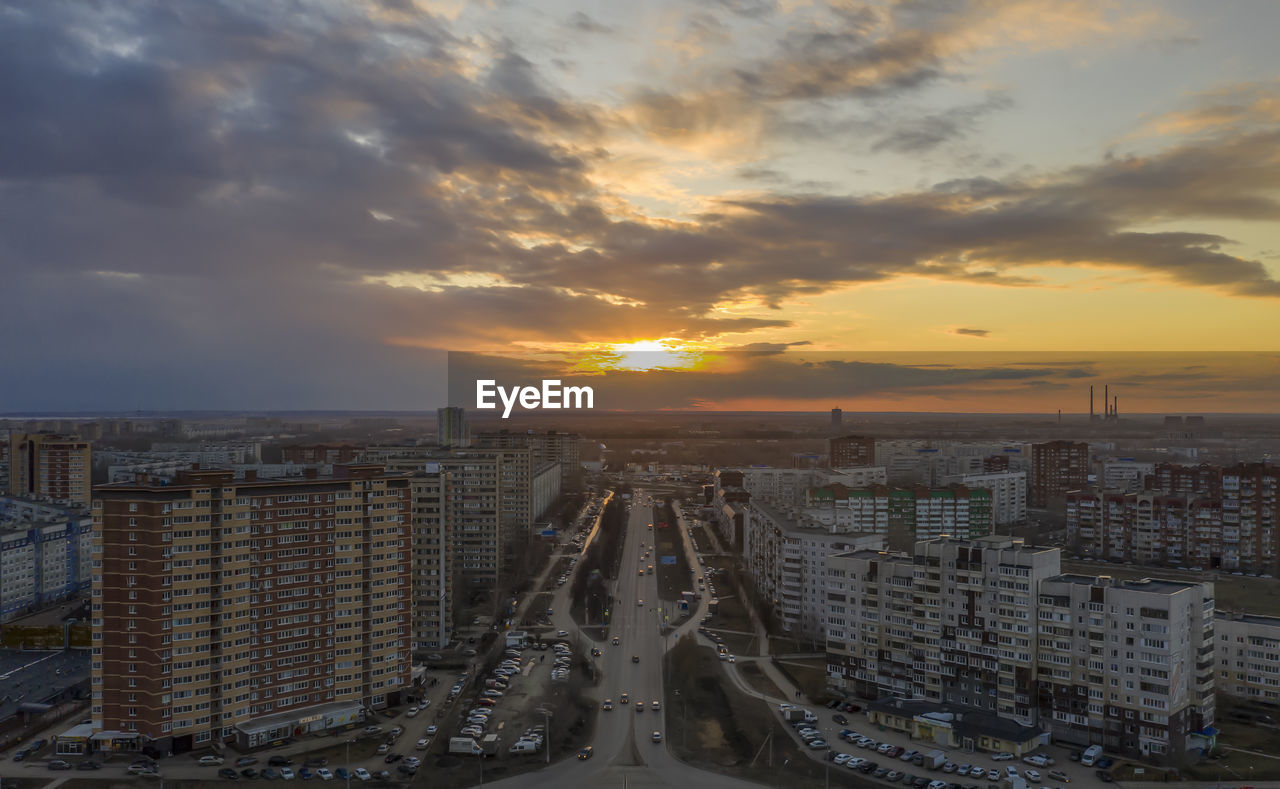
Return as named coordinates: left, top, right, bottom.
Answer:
left=344, top=739, right=353, bottom=789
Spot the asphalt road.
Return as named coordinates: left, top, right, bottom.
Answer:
left=487, top=491, right=763, bottom=789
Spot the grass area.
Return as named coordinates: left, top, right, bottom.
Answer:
left=738, top=661, right=785, bottom=699
left=655, top=499, right=693, bottom=602
left=1180, top=696, right=1280, bottom=781
left=663, top=635, right=864, bottom=789
left=1061, top=559, right=1280, bottom=616
left=774, top=658, right=830, bottom=701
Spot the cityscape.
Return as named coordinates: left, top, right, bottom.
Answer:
left=2, top=2, right=1280, bottom=789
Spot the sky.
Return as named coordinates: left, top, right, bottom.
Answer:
left=1, top=0, right=1279, bottom=412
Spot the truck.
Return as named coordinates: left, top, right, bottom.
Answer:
left=450, top=737, right=485, bottom=756
left=1080, top=745, right=1103, bottom=766
left=920, top=749, right=947, bottom=770
left=782, top=708, right=807, bottom=722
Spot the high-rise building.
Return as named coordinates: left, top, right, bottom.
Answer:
left=830, top=408, right=843, bottom=434
left=826, top=537, right=1061, bottom=724
left=1145, top=463, right=1221, bottom=498
left=826, top=537, right=1216, bottom=762
left=436, top=407, right=471, bottom=448
left=91, top=465, right=412, bottom=751
left=1036, top=574, right=1214, bottom=762
left=8, top=433, right=92, bottom=506
left=940, top=471, right=1026, bottom=526
left=1030, top=440, right=1089, bottom=508
left=406, top=468, right=452, bottom=651
left=281, top=443, right=359, bottom=465
left=0, top=496, right=93, bottom=622
left=1215, top=610, right=1280, bottom=703
left=828, top=435, right=875, bottom=468
left=475, top=430, right=580, bottom=478
left=1222, top=463, right=1280, bottom=572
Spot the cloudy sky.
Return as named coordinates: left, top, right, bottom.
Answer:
left=2, top=0, right=1279, bottom=411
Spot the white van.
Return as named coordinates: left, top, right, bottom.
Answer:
left=802, top=709, right=818, bottom=723
left=509, top=740, right=539, bottom=755
left=1080, top=745, right=1103, bottom=766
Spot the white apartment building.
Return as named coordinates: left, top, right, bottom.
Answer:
left=1214, top=610, right=1280, bottom=703
left=826, top=538, right=1214, bottom=763
left=0, top=496, right=93, bottom=622
left=1101, top=460, right=1156, bottom=493
left=744, top=500, right=883, bottom=640
left=940, top=471, right=1027, bottom=526
left=1036, top=574, right=1214, bottom=761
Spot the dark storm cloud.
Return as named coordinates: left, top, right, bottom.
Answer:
left=951, top=328, right=990, bottom=337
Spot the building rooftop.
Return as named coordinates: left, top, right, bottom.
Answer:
left=0, top=650, right=90, bottom=725
left=869, top=697, right=1045, bottom=743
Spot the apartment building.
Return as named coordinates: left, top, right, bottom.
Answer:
left=0, top=496, right=93, bottom=622
left=1145, top=463, right=1222, bottom=498
left=826, top=537, right=1061, bottom=726
left=804, top=484, right=993, bottom=547
left=1036, top=574, right=1214, bottom=762
left=1222, top=463, right=1279, bottom=572
left=1101, top=460, right=1155, bottom=493
left=475, top=430, right=580, bottom=478
left=280, top=444, right=359, bottom=465
left=8, top=433, right=92, bottom=506
left=826, top=538, right=1216, bottom=762
left=828, top=435, right=875, bottom=468
left=1214, top=610, right=1280, bottom=703
left=1030, top=441, right=1089, bottom=508
left=406, top=470, right=452, bottom=651
left=91, top=465, right=411, bottom=752
left=1067, top=463, right=1278, bottom=571
left=940, top=471, right=1026, bottom=527
left=874, top=441, right=1032, bottom=486
left=743, top=500, right=883, bottom=639
left=436, top=407, right=470, bottom=448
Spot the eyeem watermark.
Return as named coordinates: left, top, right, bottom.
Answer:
left=475, top=379, right=594, bottom=419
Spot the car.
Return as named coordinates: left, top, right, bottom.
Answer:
left=219, top=768, right=240, bottom=780
left=557, top=630, right=568, bottom=637
left=809, top=739, right=829, bottom=750
left=1005, top=766, right=1019, bottom=779
left=886, top=771, right=904, bottom=782
left=416, top=738, right=429, bottom=750
left=833, top=713, right=849, bottom=725
left=404, top=756, right=421, bottom=767
left=335, top=768, right=350, bottom=780
left=77, top=761, right=102, bottom=770
left=1025, top=770, right=1041, bottom=782
left=638, top=599, right=644, bottom=606
left=652, top=731, right=663, bottom=742
left=633, top=655, right=640, bottom=663
left=477, top=698, right=496, bottom=707
left=128, top=765, right=158, bottom=776
left=406, top=707, right=420, bottom=717
left=384, top=753, right=403, bottom=764
left=48, top=760, right=73, bottom=770
left=354, top=767, right=372, bottom=781
left=261, top=768, right=279, bottom=779
left=316, top=767, right=335, bottom=779
left=426, top=725, right=438, bottom=735
left=199, top=755, right=225, bottom=766
left=377, top=743, right=391, bottom=754
left=874, top=767, right=891, bottom=778
left=1096, top=758, right=1115, bottom=770
left=591, top=648, right=602, bottom=656
left=987, top=770, right=1001, bottom=781
left=929, top=782, right=948, bottom=789
left=1096, top=771, right=1114, bottom=783
left=621, top=692, right=630, bottom=703
left=888, top=746, right=906, bottom=758
left=603, top=699, right=614, bottom=710
left=396, top=764, right=417, bottom=776
left=901, top=751, right=919, bottom=762
left=1023, top=754, right=1054, bottom=767
left=728, top=655, right=736, bottom=663
left=834, top=753, right=853, bottom=765
left=363, top=725, right=382, bottom=735
left=578, top=746, right=594, bottom=760
left=636, top=701, right=645, bottom=712
left=242, top=768, right=259, bottom=779
left=1047, top=771, right=1071, bottom=784
left=613, top=636, right=620, bottom=645
left=878, top=743, right=896, bottom=755
left=942, top=762, right=958, bottom=773
left=992, top=752, right=1015, bottom=762
left=280, top=767, right=296, bottom=779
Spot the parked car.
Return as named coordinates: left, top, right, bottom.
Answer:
left=218, top=768, right=240, bottom=780
left=48, top=760, right=73, bottom=770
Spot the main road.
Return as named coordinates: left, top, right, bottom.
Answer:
left=487, top=490, right=762, bottom=789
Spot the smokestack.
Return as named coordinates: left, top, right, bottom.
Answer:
left=1090, top=386, right=1094, bottom=420
left=1104, top=385, right=1109, bottom=418
left=1113, top=395, right=1118, bottom=420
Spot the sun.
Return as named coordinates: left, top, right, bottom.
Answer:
left=568, top=338, right=714, bottom=373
